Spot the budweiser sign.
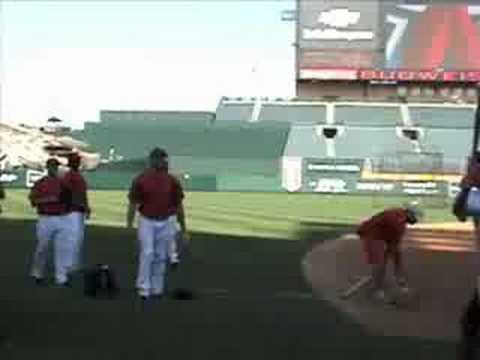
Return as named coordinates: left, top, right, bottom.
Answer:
left=358, top=70, right=480, bottom=82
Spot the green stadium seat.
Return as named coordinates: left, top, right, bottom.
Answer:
left=215, top=103, right=255, bottom=121
left=334, top=105, right=402, bottom=127
left=408, top=106, right=474, bottom=128
left=283, top=125, right=329, bottom=158
left=258, top=104, right=327, bottom=124
left=421, top=129, right=472, bottom=172
left=334, top=127, right=415, bottom=158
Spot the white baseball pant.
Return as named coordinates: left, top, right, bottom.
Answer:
left=136, top=215, right=174, bottom=297
left=168, top=215, right=180, bottom=264
left=31, top=215, right=73, bottom=284
left=66, top=211, right=86, bottom=272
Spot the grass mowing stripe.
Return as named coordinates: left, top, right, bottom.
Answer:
left=2, top=190, right=457, bottom=238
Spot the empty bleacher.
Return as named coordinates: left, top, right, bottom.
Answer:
left=215, top=102, right=255, bottom=121
left=334, top=127, right=416, bottom=159
left=421, top=128, right=472, bottom=172
left=283, top=125, right=329, bottom=158
left=408, top=105, right=475, bottom=128
left=333, top=104, right=403, bottom=127
left=258, top=103, right=327, bottom=124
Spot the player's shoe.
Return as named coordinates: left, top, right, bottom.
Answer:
left=32, top=276, right=47, bottom=287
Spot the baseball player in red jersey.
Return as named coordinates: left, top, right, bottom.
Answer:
left=62, top=153, right=90, bottom=272
left=356, top=207, right=419, bottom=302
left=29, top=158, right=73, bottom=286
left=127, top=148, right=187, bottom=300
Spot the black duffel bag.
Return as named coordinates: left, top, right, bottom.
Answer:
left=83, top=264, right=118, bottom=299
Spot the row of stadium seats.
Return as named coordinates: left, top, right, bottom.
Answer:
left=215, top=100, right=475, bottom=129
left=282, top=123, right=472, bottom=174
left=81, top=113, right=472, bottom=171
left=283, top=125, right=471, bottom=158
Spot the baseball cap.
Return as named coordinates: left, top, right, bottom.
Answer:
left=46, top=158, right=60, bottom=166
left=149, top=147, right=168, bottom=158
left=68, top=153, right=81, bottom=166
left=405, top=205, right=423, bottom=223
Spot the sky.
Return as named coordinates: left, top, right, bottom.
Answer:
left=0, top=0, right=296, bottom=129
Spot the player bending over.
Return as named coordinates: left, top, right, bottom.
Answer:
left=356, top=206, right=420, bottom=302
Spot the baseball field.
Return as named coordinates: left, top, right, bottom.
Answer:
left=0, top=190, right=460, bottom=359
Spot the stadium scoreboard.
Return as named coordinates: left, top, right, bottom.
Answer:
left=297, top=1, right=480, bottom=83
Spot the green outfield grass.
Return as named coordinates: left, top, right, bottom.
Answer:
left=2, top=190, right=457, bottom=240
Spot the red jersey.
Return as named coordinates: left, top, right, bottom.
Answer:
left=357, top=208, right=409, bottom=244
left=129, top=169, right=184, bottom=219
left=30, top=176, right=68, bottom=215
left=63, top=170, right=89, bottom=212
